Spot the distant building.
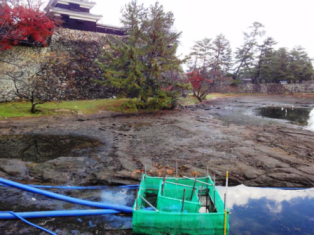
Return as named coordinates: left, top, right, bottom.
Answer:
left=45, top=0, right=125, bottom=36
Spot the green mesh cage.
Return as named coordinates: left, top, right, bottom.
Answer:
left=157, top=180, right=201, bottom=213
left=133, top=175, right=230, bottom=235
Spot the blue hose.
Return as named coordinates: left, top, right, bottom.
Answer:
left=0, top=177, right=133, bottom=213
left=0, top=183, right=138, bottom=190
left=119, top=185, right=139, bottom=189
left=0, top=209, right=119, bottom=220
left=8, top=211, right=57, bottom=235
left=0, top=183, right=107, bottom=190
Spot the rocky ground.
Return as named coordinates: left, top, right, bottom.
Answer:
left=0, top=95, right=314, bottom=188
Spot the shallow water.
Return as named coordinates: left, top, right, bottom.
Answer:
left=257, top=107, right=314, bottom=130
left=0, top=185, right=313, bottom=234
left=217, top=185, right=314, bottom=235
left=257, top=107, right=311, bottom=124
left=307, top=109, right=314, bottom=131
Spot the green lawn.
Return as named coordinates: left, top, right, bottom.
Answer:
left=178, top=93, right=240, bottom=106
left=0, top=93, right=239, bottom=119
left=0, top=98, right=129, bottom=119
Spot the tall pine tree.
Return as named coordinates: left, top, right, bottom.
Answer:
left=234, top=22, right=265, bottom=79
left=252, top=37, right=277, bottom=84
left=97, top=1, right=187, bottom=110
left=211, top=34, right=232, bottom=78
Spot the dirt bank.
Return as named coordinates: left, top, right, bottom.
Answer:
left=0, top=95, right=313, bottom=187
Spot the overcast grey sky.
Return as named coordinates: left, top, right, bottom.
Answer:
left=91, top=0, right=314, bottom=61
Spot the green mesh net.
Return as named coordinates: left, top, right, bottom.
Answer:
left=133, top=175, right=230, bottom=235
left=157, top=180, right=201, bottom=213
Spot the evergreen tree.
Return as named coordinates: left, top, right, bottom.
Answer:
left=189, top=38, right=212, bottom=71
left=271, top=47, right=291, bottom=83
left=263, top=47, right=313, bottom=84
left=252, top=37, right=277, bottom=84
left=288, top=46, right=313, bottom=83
left=234, top=22, right=265, bottom=79
left=97, top=1, right=187, bottom=110
left=211, top=34, right=232, bottom=78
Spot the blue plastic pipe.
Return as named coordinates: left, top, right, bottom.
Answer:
left=8, top=212, right=57, bottom=235
left=0, top=209, right=119, bottom=220
left=0, top=177, right=133, bottom=213
left=119, top=185, right=139, bottom=189
left=0, top=183, right=107, bottom=190
left=0, top=183, right=138, bottom=190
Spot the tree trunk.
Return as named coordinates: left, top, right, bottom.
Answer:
left=195, top=95, right=202, bottom=102
left=31, top=103, right=36, bottom=113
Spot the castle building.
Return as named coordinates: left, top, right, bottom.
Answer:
left=45, top=0, right=125, bottom=36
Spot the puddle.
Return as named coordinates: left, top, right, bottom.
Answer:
left=0, top=185, right=313, bottom=234
left=257, top=107, right=313, bottom=126
left=217, top=185, right=314, bottom=235
left=0, top=135, right=104, bottom=163
left=307, top=109, right=314, bottom=131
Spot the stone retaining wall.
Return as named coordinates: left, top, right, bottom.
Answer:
left=0, top=28, right=116, bottom=102
left=209, top=82, right=314, bottom=94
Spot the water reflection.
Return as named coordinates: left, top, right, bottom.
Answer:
left=1, top=185, right=313, bottom=234
left=307, top=108, right=314, bottom=131
left=257, top=107, right=311, bottom=125
left=257, top=107, right=314, bottom=132
left=217, top=185, right=314, bottom=235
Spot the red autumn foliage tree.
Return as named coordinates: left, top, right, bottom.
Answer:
left=187, top=70, right=213, bottom=102
left=0, top=0, right=55, bottom=51
left=187, top=36, right=232, bottom=102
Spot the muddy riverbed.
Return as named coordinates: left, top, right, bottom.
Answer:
left=0, top=95, right=314, bottom=188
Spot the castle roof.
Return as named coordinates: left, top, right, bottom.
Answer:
left=45, top=0, right=126, bottom=35
left=48, top=7, right=103, bottom=22
left=45, top=0, right=96, bottom=10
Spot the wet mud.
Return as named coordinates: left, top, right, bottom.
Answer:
left=0, top=95, right=313, bottom=188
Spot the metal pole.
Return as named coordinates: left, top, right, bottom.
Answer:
left=161, top=169, right=166, bottom=195
left=224, top=171, right=228, bottom=210
left=164, top=181, right=193, bottom=188
left=135, top=189, right=139, bottom=210
left=139, top=195, right=158, bottom=211
left=199, top=186, right=203, bottom=202
left=176, top=160, right=178, bottom=180
left=213, top=174, right=216, bottom=209
left=205, top=188, right=208, bottom=212
left=190, top=176, right=197, bottom=201
left=182, top=176, right=213, bottom=186
left=181, top=189, right=186, bottom=213
left=224, top=171, right=229, bottom=235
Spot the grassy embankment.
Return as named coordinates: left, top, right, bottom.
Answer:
left=0, top=93, right=258, bottom=119
left=0, top=99, right=129, bottom=119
